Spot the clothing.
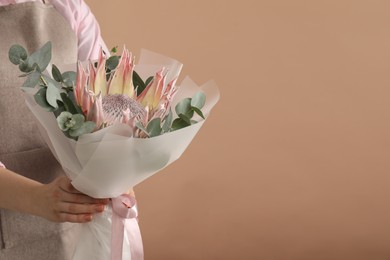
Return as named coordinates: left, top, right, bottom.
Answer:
left=0, top=0, right=108, bottom=61
left=0, top=1, right=90, bottom=259
left=0, top=0, right=108, bottom=168
left=0, top=1, right=143, bottom=258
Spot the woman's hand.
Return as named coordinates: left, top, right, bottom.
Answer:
left=32, top=175, right=109, bottom=223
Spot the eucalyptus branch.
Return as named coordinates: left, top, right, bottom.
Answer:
left=40, top=75, right=49, bottom=87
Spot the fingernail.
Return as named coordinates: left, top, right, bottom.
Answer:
left=84, top=215, right=93, bottom=221
left=95, top=205, right=104, bottom=212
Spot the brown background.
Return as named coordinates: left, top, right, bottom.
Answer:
left=85, top=0, right=390, bottom=259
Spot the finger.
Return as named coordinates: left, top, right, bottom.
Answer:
left=57, top=213, right=93, bottom=223
left=60, top=192, right=109, bottom=205
left=58, top=202, right=105, bottom=215
left=57, top=177, right=109, bottom=204
left=57, top=176, right=82, bottom=194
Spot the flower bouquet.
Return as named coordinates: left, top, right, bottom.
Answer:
left=8, top=42, right=219, bottom=260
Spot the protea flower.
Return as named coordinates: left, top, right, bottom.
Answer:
left=74, top=48, right=178, bottom=136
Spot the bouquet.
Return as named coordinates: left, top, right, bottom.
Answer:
left=8, top=42, right=219, bottom=260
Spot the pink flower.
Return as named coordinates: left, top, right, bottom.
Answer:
left=74, top=47, right=179, bottom=135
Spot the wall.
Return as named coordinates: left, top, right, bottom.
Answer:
left=85, top=1, right=390, bottom=259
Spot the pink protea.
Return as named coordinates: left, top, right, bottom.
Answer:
left=74, top=47, right=179, bottom=135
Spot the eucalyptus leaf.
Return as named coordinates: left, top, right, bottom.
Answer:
left=175, top=98, right=193, bottom=118
left=62, top=71, right=77, bottom=87
left=34, top=87, right=55, bottom=111
left=18, top=61, right=32, bottom=73
left=191, top=107, right=205, bottom=119
left=171, top=118, right=191, bottom=131
left=106, top=56, right=120, bottom=71
left=69, top=121, right=95, bottom=137
left=46, top=81, right=62, bottom=108
left=60, top=93, right=78, bottom=114
left=18, top=70, right=34, bottom=78
left=162, top=109, right=173, bottom=132
left=30, top=62, right=40, bottom=72
left=178, top=113, right=191, bottom=125
left=191, top=92, right=206, bottom=110
left=27, top=41, right=52, bottom=71
left=53, top=100, right=65, bottom=118
left=52, top=64, right=63, bottom=82
left=71, top=114, right=85, bottom=130
left=147, top=118, right=162, bottom=137
left=57, top=111, right=73, bottom=131
left=21, top=71, right=41, bottom=89
left=135, top=122, right=149, bottom=136
left=68, top=91, right=84, bottom=114
left=43, top=75, right=62, bottom=89
left=9, top=44, right=28, bottom=65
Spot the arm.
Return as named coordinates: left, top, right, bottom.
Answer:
left=74, top=0, right=109, bottom=60
left=0, top=1, right=129, bottom=223
left=50, top=0, right=109, bottom=60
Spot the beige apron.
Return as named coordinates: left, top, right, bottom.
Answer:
left=0, top=1, right=79, bottom=259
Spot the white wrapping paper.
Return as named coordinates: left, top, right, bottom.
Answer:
left=26, top=50, right=219, bottom=198
left=71, top=205, right=134, bottom=260
left=23, top=50, right=219, bottom=259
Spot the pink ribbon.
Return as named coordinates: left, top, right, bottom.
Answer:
left=111, top=194, right=144, bottom=260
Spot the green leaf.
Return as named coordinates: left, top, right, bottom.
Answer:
left=53, top=101, right=65, bottom=118
left=18, top=70, right=34, bottom=78
left=191, top=107, right=205, bottom=119
left=191, top=92, right=206, bottom=110
left=21, top=71, right=41, bottom=89
left=68, top=92, right=84, bottom=114
left=69, top=121, right=95, bottom=137
left=171, top=118, right=191, bottom=131
left=34, top=87, right=55, bottom=111
left=57, top=111, right=73, bottom=131
left=178, top=113, right=191, bottom=125
left=18, top=61, right=33, bottom=73
left=133, top=70, right=145, bottom=96
left=135, top=122, right=149, bottom=136
left=175, top=98, right=194, bottom=118
left=106, top=56, right=120, bottom=71
left=42, top=74, right=62, bottom=88
left=70, top=114, right=85, bottom=130
left=147, top=118, right=162, bottom=137
left=27, top=41, right=52, bottom=72
left=145, top=76, right=154, bottom=88
left=9, top=44, right=28, bottom=65
left=162, top=109, right=173, bottom=132
left=46, top=81, right=62, bottom=108
left=111, top=46, right=119, bottom=54
left=62, top=71, right=77, bottom=87
left=52, top=64, right=63, bottom=82
left=60, top=93, right=78, bottom=114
